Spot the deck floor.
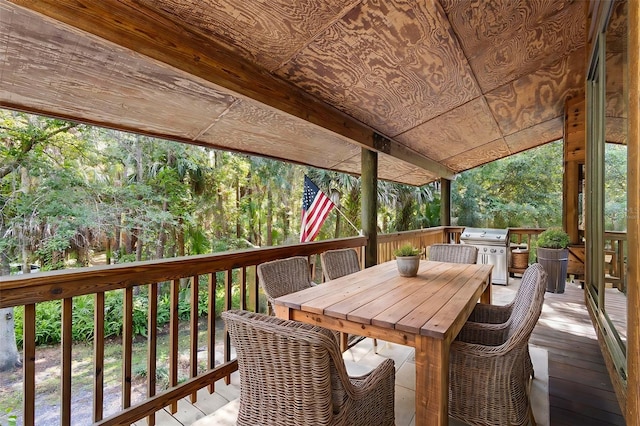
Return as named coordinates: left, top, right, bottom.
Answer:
left=144, top=277, right=625, bottom=426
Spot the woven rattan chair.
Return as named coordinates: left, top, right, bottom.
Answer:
left=428, top=243, right=478, bottom=264
left=448, top=263, right=547, bottom=426
left=320, top=248, right=377, bottom=352
left=320, top=248, right=361, bottom=281
left=222, top=309, right=395, bottom=426
left=463, top=261, right=545, bottom=379
left=256, top=256, right=314, bottom=313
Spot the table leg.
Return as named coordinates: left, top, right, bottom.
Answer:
left=414, top=335, right=449, bottom=426
left=480, top=273, right=492, bottom=304
left=273, top=305, right=291, bottom=320
left=339, top=332, right=348, bottom=352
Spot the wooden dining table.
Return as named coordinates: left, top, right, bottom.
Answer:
left=273, top=259, right=493, bottom=426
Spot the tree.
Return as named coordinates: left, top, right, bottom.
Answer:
left=0, top=110, right=82, bottom=370
left=452, top=141, right=564, bottom=228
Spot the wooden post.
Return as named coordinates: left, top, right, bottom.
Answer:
left=440, top=178, right=451, bottom=226
left=362, top=147, right=378, bottom=268
left=626, top=0, right=639, bottom=420
left=563, top=94, right=586, bottom=245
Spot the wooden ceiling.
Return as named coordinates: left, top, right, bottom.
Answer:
left=0, top=0, right=591, bottom=185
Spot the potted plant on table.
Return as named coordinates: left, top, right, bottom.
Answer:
left=394, top=244, right=421, bottom=277
left=536, top=227, right=570, bottom=293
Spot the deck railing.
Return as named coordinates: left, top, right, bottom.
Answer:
left=0, top=236, right=373, bottom=426
left=4, top=225, right=622, bottom=425
left=1, top=228, right=459, bottom=426
left=377, top=226, right=464, bottom=263
left=507, top=228, right=627, bottom=291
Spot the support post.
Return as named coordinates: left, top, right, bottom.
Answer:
left=361, top=148, right=378, bottom=268
left=439, top=178, right=451, bottom=227
left=627, top=0, right=639, bottom=420
left=563, top=94, right=586, bottom=245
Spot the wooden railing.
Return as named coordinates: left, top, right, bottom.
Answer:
left=604, top=231, right=627, bottom=292
left=0, top=236, right=371, bottom=426
left=507, top=228, right=627, bottom=291
left=377, top=226, right=464, bottom=263
left=1, top=228, right=462, bottom=426
left=1, top=225, right=626, bottom=425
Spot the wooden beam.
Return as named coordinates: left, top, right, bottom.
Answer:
left=8, top=0, right=454, bottom=179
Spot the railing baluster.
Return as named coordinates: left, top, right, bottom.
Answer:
left=23, top=304, right=36, bottom=426
left=61, top=298, right=73, bottom=425
left=190, top=275, right=199, bottom=403
left=239, top=267, right=247, bottom=310
left=169, top=279, right=179, bottom=413
left=251, top=265, right=259, bottom=312
left=146, top=282, right=158, bottom=426
left=94, top=292, right=104, bottom=422
left=224, top=269, right=232, bottom=385
left=122, top=287, right=133, bottom=409
left=207, top=272, right=216, bottom=394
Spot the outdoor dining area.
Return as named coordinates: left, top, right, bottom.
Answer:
left=0, top=0, right=637, bottom=425
left=183, top=245, right=571, bottom=426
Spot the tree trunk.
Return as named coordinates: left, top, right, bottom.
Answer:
left=266, top=190, right=273, bottom=246
left=236, top=177, right=242, bottom=239
left=0, top=308, right=21, bottom=371
left=177, top=218, right=185, bottom=257
left=0, top=245, right=20, bottom=371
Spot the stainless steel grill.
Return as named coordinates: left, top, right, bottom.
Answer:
left=460, top=227, right=509, bottom=285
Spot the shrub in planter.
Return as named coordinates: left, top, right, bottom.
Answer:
left=537, top=228, right=570, bottom=293
left=394, top=244, right=421, bottom=277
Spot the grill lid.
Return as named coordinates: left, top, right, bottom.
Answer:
left=460, top=227, right=508, bottom=245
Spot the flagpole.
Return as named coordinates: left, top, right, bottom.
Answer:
left=333, top=204, right=361, bottom=235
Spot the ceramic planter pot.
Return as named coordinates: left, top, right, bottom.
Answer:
left=396, top=255, right=420, bottom=277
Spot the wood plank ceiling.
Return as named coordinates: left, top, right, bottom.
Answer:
left=0, top=0, right=589, bottom=186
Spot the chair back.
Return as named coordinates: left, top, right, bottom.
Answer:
left=320, top=248, right=361, bottom=281
left=429, top=244, right=478, bottom=264
left=505, top=263, right=547, bottom=344
left=257, top=256, right=312, bottom=308
left=222, top=309, right=347, bottom=425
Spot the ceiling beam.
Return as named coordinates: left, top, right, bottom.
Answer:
left=8, top=0, right=455, bottom=179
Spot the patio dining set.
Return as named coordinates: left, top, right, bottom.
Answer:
left=220, top=244, right=547, bottom=426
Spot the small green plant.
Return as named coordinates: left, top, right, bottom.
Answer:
left=537, top=227, right=570, bottom=249
left=393, top=244, right=420, bottom=257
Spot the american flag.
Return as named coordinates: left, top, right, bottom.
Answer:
left=300, top=176, right=334, bottom=242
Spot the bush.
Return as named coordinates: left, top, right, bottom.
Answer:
left=537, top=227, right=570, bottom=249
left=13, top=275, right=246, bottom=347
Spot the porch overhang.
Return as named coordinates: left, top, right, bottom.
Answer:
left=1, top=0, right=588, bottom=185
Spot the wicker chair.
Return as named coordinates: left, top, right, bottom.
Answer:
left=320, top=249, right=377, bottom=351
left=463, top=261, right=546, bottom=379
left=428, top=243, right=478, bottom=264
left=448, top=263, right=547, bottom=426
left=222, top=309, right=396, bottom=426
left=320, top=248, right=361, bottom=281
left=256, top=256, right=313, bottom=313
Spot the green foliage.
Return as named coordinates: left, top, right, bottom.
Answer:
left=537, top=227, right=570, bottom=249
left=12, top=279, right=243, bottom=347
left=393, top=244, right=421, bottom=257
left=453, top=141, right=565, bottom=228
